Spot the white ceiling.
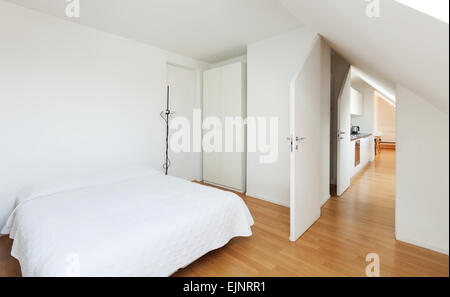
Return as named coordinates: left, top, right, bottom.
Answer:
left=5, top=0, right=302, bottom=63
left=6, top=0, right=449, bottom=113
left=351, top=67, right=396, bottom=104
left=280, top=0, right=449, bottom=113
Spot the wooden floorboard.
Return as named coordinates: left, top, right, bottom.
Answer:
left=0, top=150, right=448, bottom=277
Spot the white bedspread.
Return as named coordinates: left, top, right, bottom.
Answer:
left=1, top=168, right=254, bottom=277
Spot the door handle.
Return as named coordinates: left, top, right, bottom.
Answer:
left=294, top=137, right=306, bottom=151
left=287, top=136, right=294, bottom=152
left=287, top=136, right=306, bottom=152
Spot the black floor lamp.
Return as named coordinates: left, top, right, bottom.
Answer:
left=160, top=85, right=175, bottom=175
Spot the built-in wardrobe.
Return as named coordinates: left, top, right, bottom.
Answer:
left=202, top=62, right=247, bottom=193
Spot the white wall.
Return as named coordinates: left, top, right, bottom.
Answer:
left=246, top=27, right=318, bottom=207
left=211, top=55, right=247, bottom=68
left=0, top=2, right=207, bottom=228
left=396, top=85, right=449, bottom=255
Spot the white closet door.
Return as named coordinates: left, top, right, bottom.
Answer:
left=203, top=62, right=246, bottom=192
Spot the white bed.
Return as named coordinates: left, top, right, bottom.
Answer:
left=1, top=167, right=254, bottom=277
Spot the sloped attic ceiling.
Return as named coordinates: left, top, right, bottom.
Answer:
left=351, top=66, right=396, bottom=104
left=4, top=0, right=302, bottom=63
left=280, top=0, right=449, bottom=113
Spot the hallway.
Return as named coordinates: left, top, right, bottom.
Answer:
left=0, top=151, right=448, bottom=277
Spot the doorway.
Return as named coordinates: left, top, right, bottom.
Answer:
left=166, top=63, right=202, bottom=181
left=330, top=54, right=397, bottom=196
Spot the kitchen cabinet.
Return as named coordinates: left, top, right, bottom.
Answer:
left=350, top=87, right=363, bottom=116
left=355, top=140, right=361, bottom=167
left=351, top=135, right=373, bottom=177
left=374, top=136, right=381, bottom=155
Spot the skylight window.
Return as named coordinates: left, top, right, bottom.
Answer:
left=395, top=0, right=449, bottom=23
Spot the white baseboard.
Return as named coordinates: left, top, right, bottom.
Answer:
left=246, top=192, right=290, bottom=208
left=321, top=195, right=331, bottom=207
left=203, top=180, right=245, bottom=194
left=246, top=193, right=330, bottom=209
left=396, top=235, right=449, bottom=255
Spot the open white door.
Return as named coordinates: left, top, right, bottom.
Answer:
left=290, top=38, right=322, bottom=242
left=336, top=70, right=352, bottom=196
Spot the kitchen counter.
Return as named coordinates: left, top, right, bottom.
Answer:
left=351, top=133, right=372, bottom=141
